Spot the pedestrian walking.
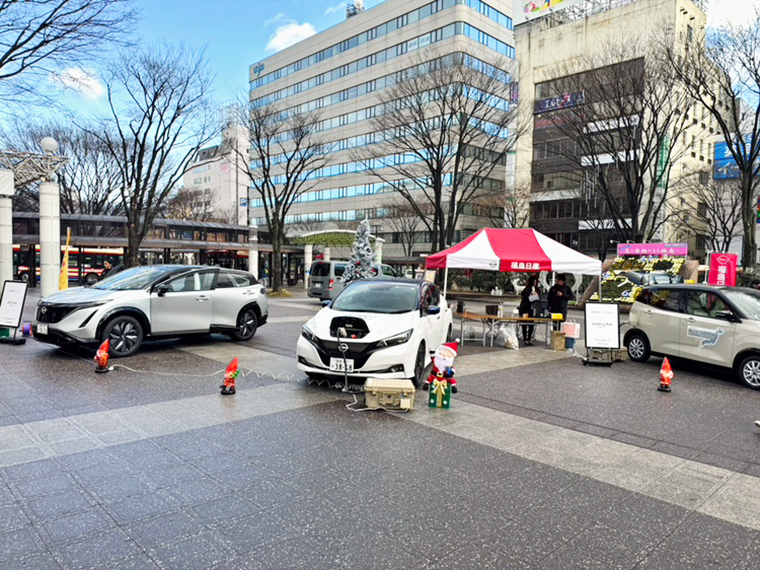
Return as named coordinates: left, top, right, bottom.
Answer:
left=548, top=273, right=575, bottom=328
left=519, top=275, right=541, bottom=346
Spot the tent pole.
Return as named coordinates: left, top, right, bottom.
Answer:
left=443, top=266, right=449, bottom=296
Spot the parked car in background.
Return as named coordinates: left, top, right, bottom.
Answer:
left=625, top=271, right=683, bottom=286
left=625, top=284, right=760, bottom=389
left=33, top=265, right=268, bottom=357
left=307, top=261, right=398, bottom=301
left=297, top=278, right=453, bottom=386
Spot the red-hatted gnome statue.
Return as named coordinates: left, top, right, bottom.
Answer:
left=423, top=340, right=459, bottom=394
left=94, top=339, right=110, bottom=373
left=220, top=357, right=239, bottom=395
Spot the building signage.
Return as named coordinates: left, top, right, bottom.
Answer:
left=253, top=63, right=265, bottom=77
left=616, top=243, right=688, bottom=256
left=240, top=198, right=248, bottom=207
left=0, top=281, right=28, bottom=328
left=714, top=135, right=758, bottom=180
left=708, top=253, right=738, bottom=286
left=584, top=302, right=620, bottom=350
left=534, top=91, right=584, bottom=114
left=516, top=0, right=584, bottom=25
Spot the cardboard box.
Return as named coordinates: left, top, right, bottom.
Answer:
left=552, top=331, right=566, bottom=352
left=364, top=379, right=416, bottom=410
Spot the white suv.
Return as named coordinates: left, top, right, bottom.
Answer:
left=625, top=284, right=760, bottom=389
left=33, top=265, right=268, bottom=357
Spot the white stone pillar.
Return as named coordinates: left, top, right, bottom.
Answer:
left=0, top=170, right=13, bottom=287
left=39, top=180, right=60, bottom=298
left=248, top=225, right=259, bottom=279
left=304, top=243, right=313, bottom=290
left=323, top=247, right=331, bottom=262
left=374, top=240, right=383, bottom=264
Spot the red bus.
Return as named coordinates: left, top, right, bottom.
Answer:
left=13, top=245, right=123, bottom=285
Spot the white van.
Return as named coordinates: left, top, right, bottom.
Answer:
left=625, top=284, right=760, bottom=389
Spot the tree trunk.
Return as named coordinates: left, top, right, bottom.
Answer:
left=126, top=225, right=141, bottom=268
left=271, top=230, right=283, bottom=293
left=741, top=174, right=756, bottom=269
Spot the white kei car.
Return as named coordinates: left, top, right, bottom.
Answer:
left=296, top=278, right=453, bottom=386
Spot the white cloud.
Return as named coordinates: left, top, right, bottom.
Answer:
left=50, top=67, right=105, bottom=99
left=325, top=3, right=346, bottom=16
left=265, top=12, right=286, bottom=27
left=266, top=22, right=316, bottom=52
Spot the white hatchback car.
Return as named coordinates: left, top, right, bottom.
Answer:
left=625, top=284, right=760, bottom=389
left=33, top=265, right=268, bottom=357
left=297, top=279, right=453, bottom=386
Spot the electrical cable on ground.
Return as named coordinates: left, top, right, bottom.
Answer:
left=49, top=340, right=408, bottom=414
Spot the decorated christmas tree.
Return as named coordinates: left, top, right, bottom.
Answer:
left=341, top=218, right=375, bottom=283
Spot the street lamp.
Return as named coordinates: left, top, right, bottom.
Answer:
left=0, top=138, right=67, bottom=292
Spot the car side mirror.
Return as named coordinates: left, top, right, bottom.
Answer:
left=321, top=300, right=331, bottom=308
left=427, top=305, right=441, bottom=315
left=715, top=310, right=738, bottom=323
left=155, top=283, right=169, bottom=297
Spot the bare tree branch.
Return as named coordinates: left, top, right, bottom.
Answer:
left=541, top=36, right=693, bottom=244
left=0, top=0, right=138, bottom=107
left=671, top=171, right=743, bottom=253
left=1, top=118, right=123, bottom=216
left=662, top=10, right=760, bottom=267
left=85, top=44, right=216, bottom=267
left=352, top=49, right=525, bottom=252
left=230, top=102, right=328, bottom=291
left=380, top=197, right=424, bottom=257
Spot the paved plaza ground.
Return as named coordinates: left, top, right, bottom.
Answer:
left=2, top=290, right=760, bottom=569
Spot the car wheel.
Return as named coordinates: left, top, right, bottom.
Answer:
left=230, top=308, right=258, bottom=341
left=738, top=355, right=760, bottom=390
left=102, top=315, right=143, bottom=358
left=84, top=273, right=99, bottom=286
left=411, top=343, right=426, bottom=388
left=626, top=332, right=651, bottom=363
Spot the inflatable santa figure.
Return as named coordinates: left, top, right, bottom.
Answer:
left=422, top=339, right=459, bottom=394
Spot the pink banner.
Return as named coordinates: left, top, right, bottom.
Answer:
left=708, top=253, right=738, bottom=286
left=617, top=243, right=688, bottom=256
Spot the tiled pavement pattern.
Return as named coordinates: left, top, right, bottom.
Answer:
left=2, top=292, right=760, bottom=568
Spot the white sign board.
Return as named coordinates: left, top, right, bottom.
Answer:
left=584, top=302, right=620, bottom=349
left=0, top=281, right=28, bottom=328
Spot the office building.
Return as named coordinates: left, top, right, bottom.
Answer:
left=247, top=0, right=517, bottom=261
left=515, top=0, right=714, bottom=259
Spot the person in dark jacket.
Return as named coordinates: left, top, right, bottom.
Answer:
left=518, top=275, right=541, bottom=346
left=548, top=274, right=575, bottom=326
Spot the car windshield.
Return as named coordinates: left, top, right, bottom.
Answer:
left=724, top=290, right=760, bottom=321
left=331, top=282, right=418, bottom=314
left=92, top=266, right=180, bottom=291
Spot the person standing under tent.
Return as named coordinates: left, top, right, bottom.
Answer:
left=518, top=275, right=541, bottom=346
left=548, top=273, right=574, bottom=328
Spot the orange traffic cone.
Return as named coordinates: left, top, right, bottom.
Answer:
left=220, top=357, right=238, bottom=395
left=658, top=357, right=673, bottom=392
left=94, top=339, right=110, bottom=373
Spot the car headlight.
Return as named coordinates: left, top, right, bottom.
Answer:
left=376, top=329, right=413, bottom=348
left=301, top=325, right=319, bottom=344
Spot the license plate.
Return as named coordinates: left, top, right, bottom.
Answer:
left=36, top=323, right=48, bottom=335
left=330, top=358, right=354, bottom=372
left=313, top=283, right=322, bottom=289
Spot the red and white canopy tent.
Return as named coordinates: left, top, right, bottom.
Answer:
left=425, top=228, right=603, bottom=293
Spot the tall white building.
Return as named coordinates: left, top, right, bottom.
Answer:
left=247, top=0, right=517, bottom=260
left=182, top=123, right=249, bottom=226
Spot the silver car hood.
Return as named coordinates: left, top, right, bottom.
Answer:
left=40, top=287, right=131, bottom=305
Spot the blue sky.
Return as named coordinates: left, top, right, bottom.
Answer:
left=31, top=0, right=747, bottom=120
left=47, top=0, right=383, bottom=116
